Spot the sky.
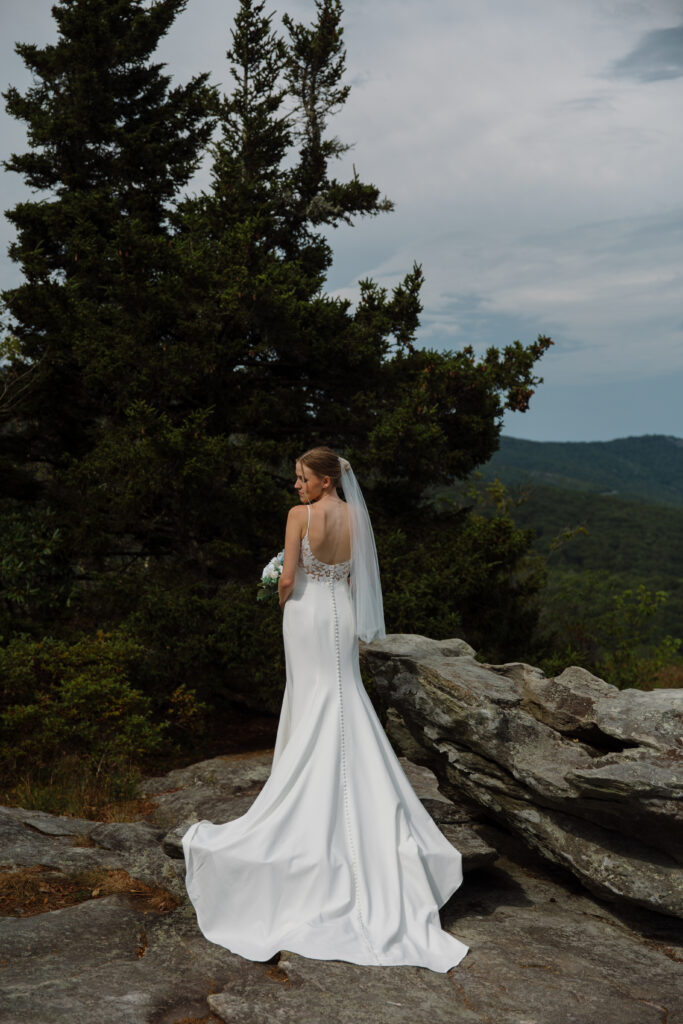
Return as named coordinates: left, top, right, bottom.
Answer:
left=1, top=0, right=682, bottom=443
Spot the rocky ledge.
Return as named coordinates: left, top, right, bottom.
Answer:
left=2, top=745, right=682, bottom=1023
left=361, top=634, right=683, bottom=920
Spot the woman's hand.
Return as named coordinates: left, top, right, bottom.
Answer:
left=278, top=578, right=294, bottom=609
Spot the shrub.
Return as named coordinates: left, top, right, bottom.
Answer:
left=122, top=576, right=286, bottom=715
left=0, top=628, right=166, bottom=800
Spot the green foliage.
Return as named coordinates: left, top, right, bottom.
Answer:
left=439, top=475, right=683, bottom=687
left=489, top=482, right=683, bottom=644
left=0, top=623, right=208, bottom=809
left=2, top=759, right=144, bottom=819
left=382, top=477, right=545, bottom=657
left=503, top=483, right=683, bottom=577
left=1, top=0, right=217, bottom=460
left=118, top=573, right=286, bottom=714
left=65, top=400, right=236, bottom=566
left=0, top=629, right=166, bottom=793
left=0, top=499, right=73, bottom=636
left=536, top=573, right=682, bottom=689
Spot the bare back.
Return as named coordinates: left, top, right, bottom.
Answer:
left=305, top=498, right=351, bottom=565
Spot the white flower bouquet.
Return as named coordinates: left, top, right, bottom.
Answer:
left=257, top=549, right=284, bottom=602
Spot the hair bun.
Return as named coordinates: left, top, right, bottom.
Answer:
left=339, top=457, right=351, bottom=472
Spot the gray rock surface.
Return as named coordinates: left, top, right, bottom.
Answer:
left=360, top=633, right=683, bottom=919
left=1, top=743, right=682, bottom=1023
left=0, top=806, right=183, bottom=899
left=139, top=749, right=274, bottom=830
left=0, top=895, right=246, bottom=1024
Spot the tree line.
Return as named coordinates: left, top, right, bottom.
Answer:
left=1, top=0, right=554, bottom=813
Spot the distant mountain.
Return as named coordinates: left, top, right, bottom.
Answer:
left=481, top=434, right=683, bottom=508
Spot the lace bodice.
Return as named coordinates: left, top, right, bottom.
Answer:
left=298, top=506, right=351, bottom=583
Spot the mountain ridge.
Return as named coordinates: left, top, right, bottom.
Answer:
left=482, top=433, right=683, bottom=507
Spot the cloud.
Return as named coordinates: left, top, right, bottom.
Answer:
left=609, top=24, right=683, bottom=82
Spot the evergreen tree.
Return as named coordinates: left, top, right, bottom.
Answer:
left=76, top=0, right=409, bottom=573
left=167, top=0, right=552, bottom=558
left=1, top=0, right=216, bottom=468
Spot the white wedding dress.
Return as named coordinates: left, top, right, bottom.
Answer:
left=181, top=506, right=470, bottom=972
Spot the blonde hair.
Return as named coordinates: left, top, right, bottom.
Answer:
left=298, top=445, right=343, bottom=489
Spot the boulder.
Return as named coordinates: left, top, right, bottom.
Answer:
left=139, top=749, right=274, bottom=830
left=149, top=751, right=497, bottom=873
left=360, top=634, right=683, bottom=919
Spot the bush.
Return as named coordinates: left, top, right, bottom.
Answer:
left=122, top=575, right=286, bottom=715
left=0, top=628, right=168, bottom=803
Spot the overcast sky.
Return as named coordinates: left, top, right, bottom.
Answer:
left=1, top=0, right=682, bottom=442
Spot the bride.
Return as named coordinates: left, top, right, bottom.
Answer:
left=182, top=446, right=470, bottom=972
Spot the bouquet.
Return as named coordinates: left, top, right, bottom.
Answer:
left=257, top=549, right=284, bottom=602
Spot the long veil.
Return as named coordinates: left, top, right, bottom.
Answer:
left=339, top=458, right=386, bottom=643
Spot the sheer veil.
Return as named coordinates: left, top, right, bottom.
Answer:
left=339, top=457, right=386, bottom=643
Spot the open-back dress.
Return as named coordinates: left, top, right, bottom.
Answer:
left=181, top=504, right=470, bottom=972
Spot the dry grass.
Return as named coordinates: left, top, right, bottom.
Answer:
left=95, top=794, right=160, bottom=823
left=167, top=1016, right=224, bottom=1024
left=649, top=663, right=683, bottom=689
left=0, top=753, right=162, bottom=823
left=265, top=963, right=291, bottom=985
left=0, top=865, right=179, bottom=918
left=1, top=772, right=159, bottom=823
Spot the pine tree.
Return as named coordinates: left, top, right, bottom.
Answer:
left=155, top=0, right=408, bottom=567
left=174, top=0, right=551, bottom=508
left=1, top=0, right=216, bottom=466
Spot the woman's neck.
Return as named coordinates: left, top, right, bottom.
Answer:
left=309, top=489, right=339, bottom=504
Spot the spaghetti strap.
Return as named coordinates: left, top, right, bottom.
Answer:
left=305, top=503, right=311, bottom=536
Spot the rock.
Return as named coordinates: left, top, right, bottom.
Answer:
left=398, top=757, right=498, bottom=871
left=139, top=750, right=273, bottom=830
left=0, top=809, right=184, bottom=901
left=360, top=634, right=683, bottom=919
left=0, top=806, right=119, bottom=874
left=153, top=751, right=498, bottom=873
left=88, top=821, right=165, bottom=853
left=89, top=821, right=185, bottom=899
left=0, top=894, right=249, bottom=1024
left=0, top=806, right=95, bottom=837
left=208, top=952, right=485, bottom=1024
left=161, top=821, right=194, bottom=860
left=206, top=823, right=683, bottom=1024
left=2, top=748, right=682, bottom=1024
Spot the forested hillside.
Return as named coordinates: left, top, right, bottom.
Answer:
left=509, top=483, right=683, bottom=641
left=437, top=465, right=683, bottom=688
left=481, top=434, right=683, bottom=507
left=509, top=483, right=683, bottom=577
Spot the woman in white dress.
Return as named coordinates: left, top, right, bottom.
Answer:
left=181, top=447, right=470, bottom=972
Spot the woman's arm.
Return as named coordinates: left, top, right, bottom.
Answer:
left=278, top=506, right=305, bottom=609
